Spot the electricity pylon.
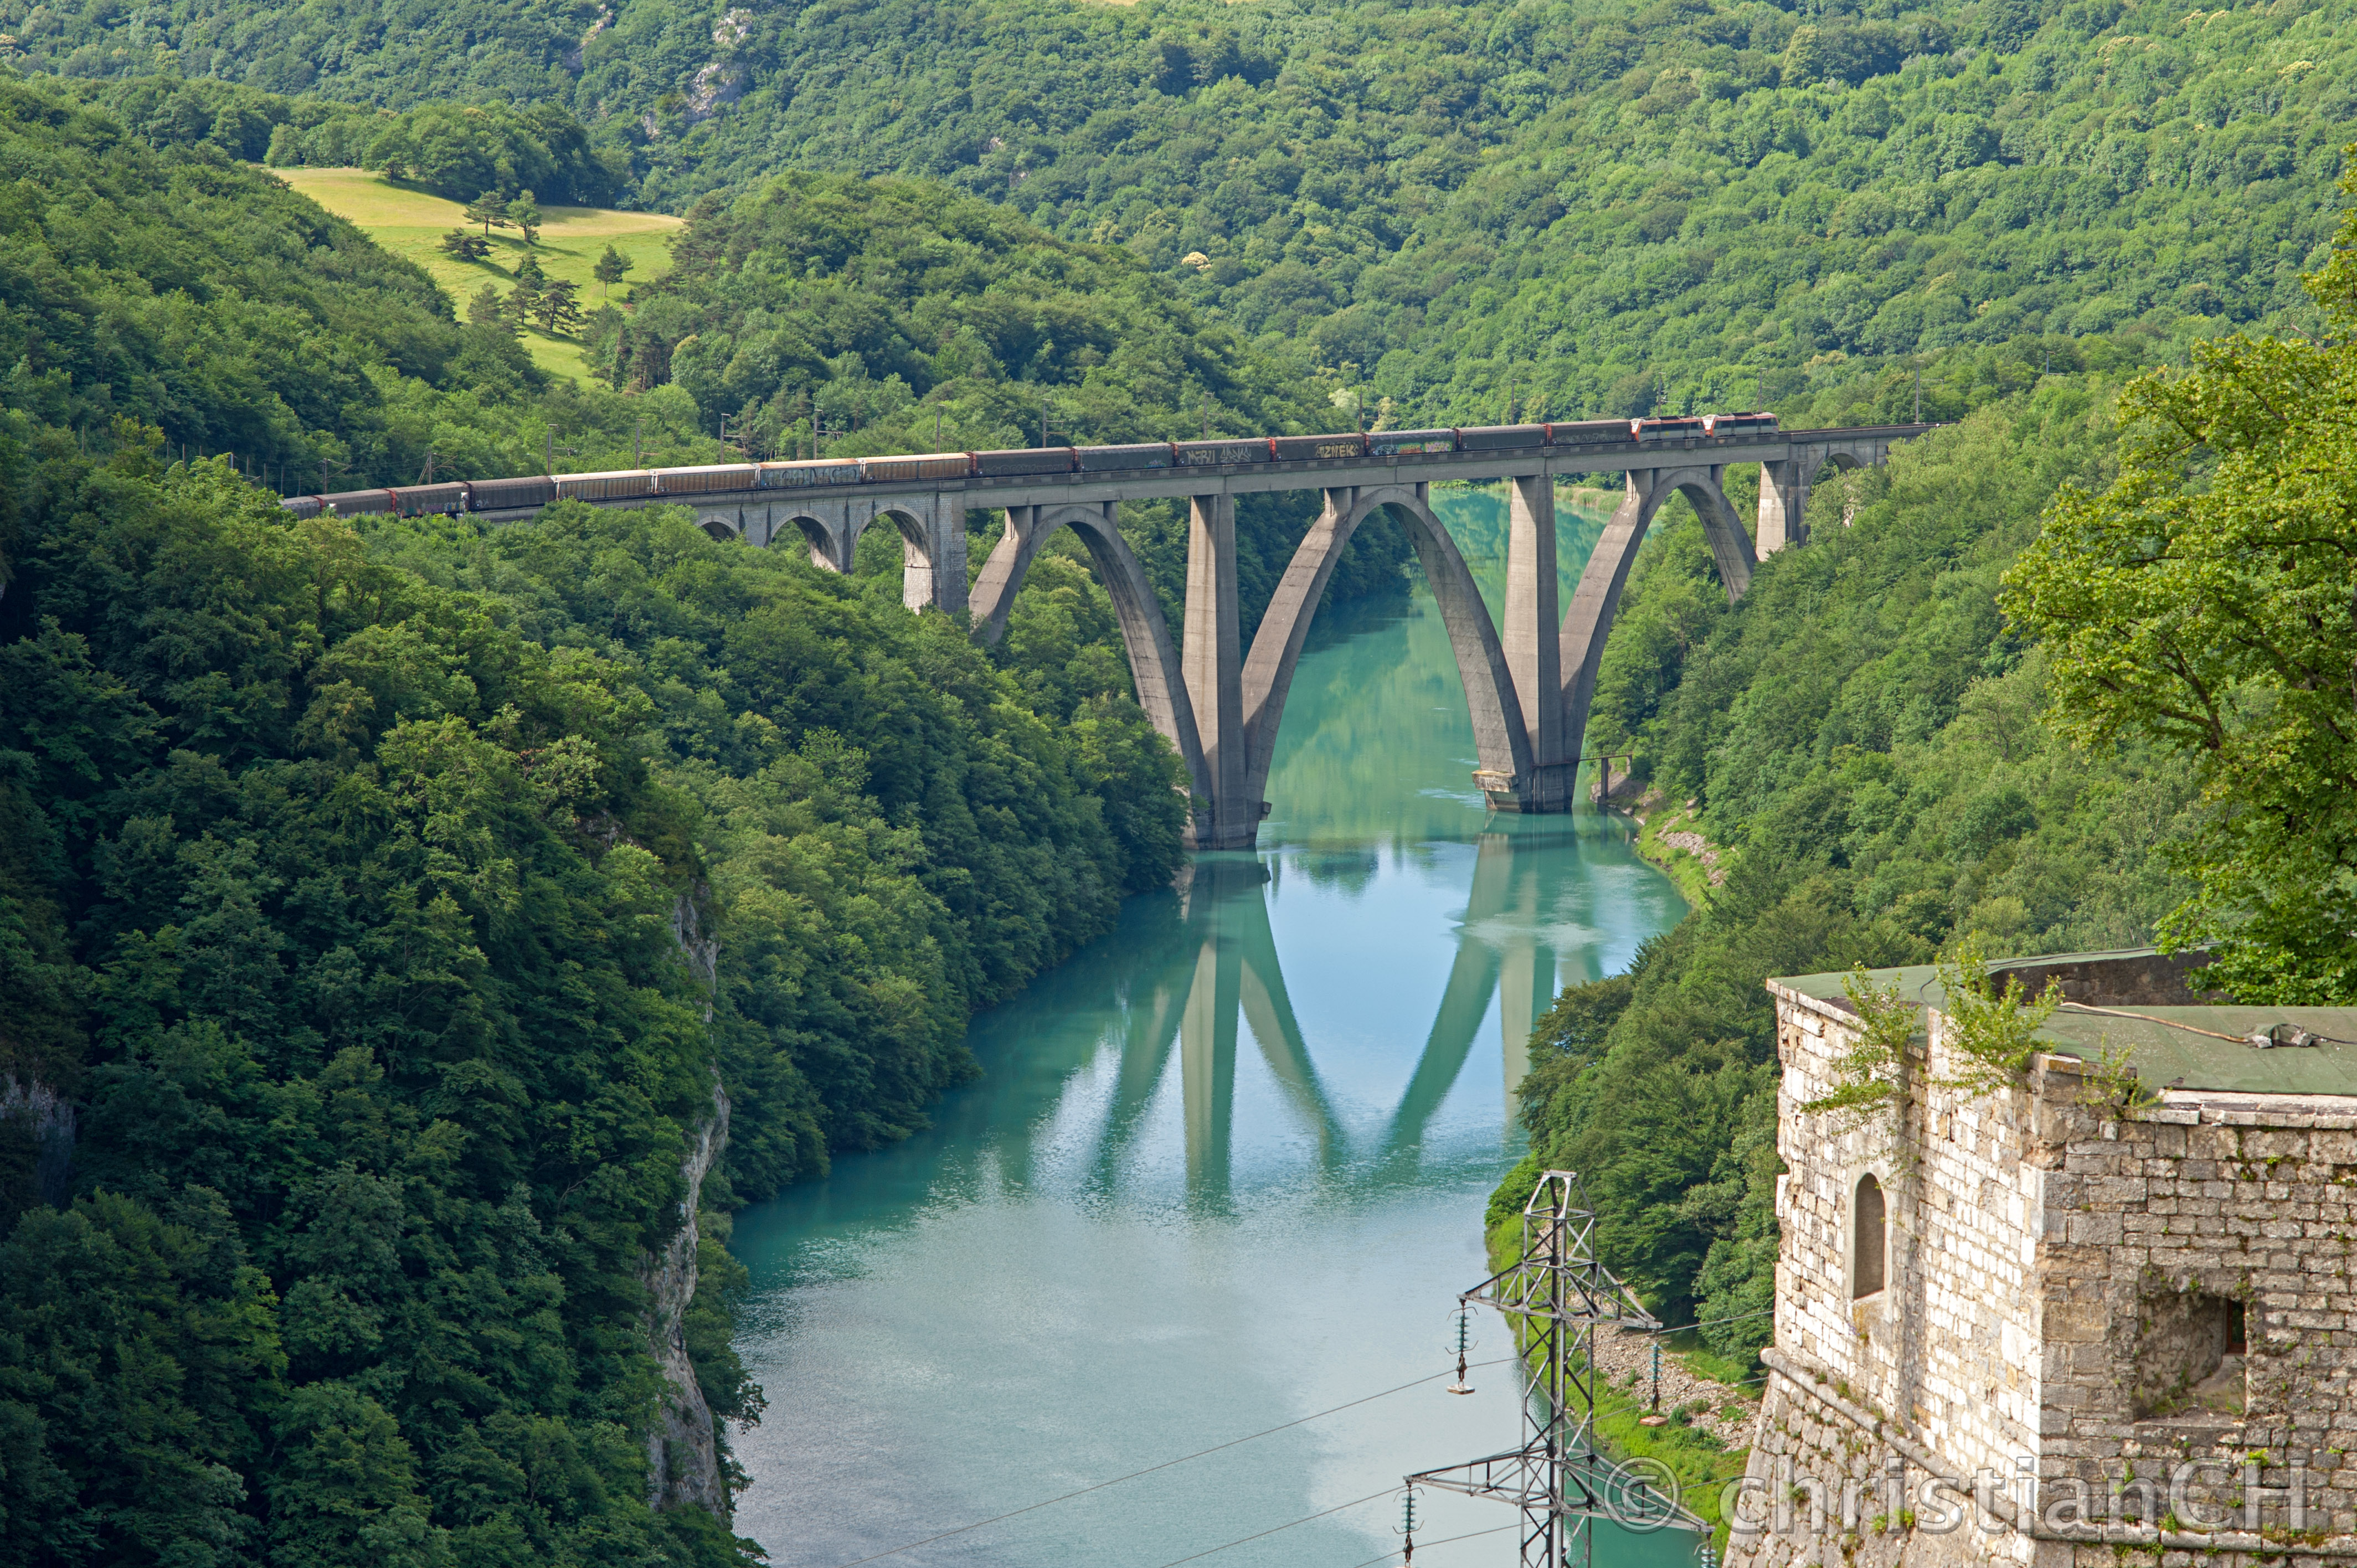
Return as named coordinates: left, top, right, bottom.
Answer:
left=1407, top=1170, right=1707, bottom=1568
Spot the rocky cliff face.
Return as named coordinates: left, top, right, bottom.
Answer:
left=644, top=888, right=731, bottom=1517
left=645, top=1074, right=731, bottom=1516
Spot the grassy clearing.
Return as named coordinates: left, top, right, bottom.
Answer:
left=274, top=168, right=681, bottom=383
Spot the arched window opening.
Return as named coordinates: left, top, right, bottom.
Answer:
left=1852, top=1174, right=1886, bottom=1299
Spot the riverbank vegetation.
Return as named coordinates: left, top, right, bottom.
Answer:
left=0, top=451, right=1181, bottom=1555
left=1507, top=180, right=2356, bottom=1366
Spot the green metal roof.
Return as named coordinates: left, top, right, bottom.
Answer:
left=1770, top=950, right=2357, bottom=1098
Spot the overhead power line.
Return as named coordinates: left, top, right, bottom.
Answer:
left=822, top=1356, right=1520, bottom=1568
left=1345, top=1522, right=1521, bottom=1567
left=1145, top=1486, right=1398, bottom=1568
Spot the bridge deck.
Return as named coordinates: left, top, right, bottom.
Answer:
left=461, top=425, right=1937, bottom=519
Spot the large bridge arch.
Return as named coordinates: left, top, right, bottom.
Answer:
left=968, top=501, right=1210, bottom=809
left=1560, top=465, right=1758, bottom=790
left=1239, top=483, right=1533, bottom=808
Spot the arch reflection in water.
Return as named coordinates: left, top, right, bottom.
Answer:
left=1091, top=818, right=1639, bottom=1209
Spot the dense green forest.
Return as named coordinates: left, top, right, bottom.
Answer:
left=1499, top=378, right=2199, bottom=1356
left=12, top=0, right=2350, bottom=429
left=0, top=380, right=1182, bottom=1564
left=598, top=171, right=1411, bottom=638
left=0, top=69, right=1407, bottom=632
left=0, top=68, right=1207, bottom=1564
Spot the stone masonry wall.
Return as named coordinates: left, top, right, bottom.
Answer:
left=2032, top=1077, right=2357, bottom=1566
left=1726, top=983, right=2357, bottom=1568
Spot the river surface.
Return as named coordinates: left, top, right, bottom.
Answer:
left=730, top=489, right=1695, bottom=1568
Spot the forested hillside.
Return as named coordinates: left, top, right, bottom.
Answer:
left=603, top=172, right=1410, bottom=638
left=0, top=70, right=1406, bottom=627
left=0, top=71, right=1196, bottom=1561
left=1500, top=381, right=2200, bottom=1357
left=14, top=0, right=2350, bottom=429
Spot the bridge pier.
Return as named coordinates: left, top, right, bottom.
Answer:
left=1184, top=494, right=1257, bottom=851
left=1488, top=474, right=1579, bottom=813
left=1757, top=458, right=1811, bottom=555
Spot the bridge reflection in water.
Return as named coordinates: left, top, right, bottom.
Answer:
left=1078, top=824, right=1624, bottom=1209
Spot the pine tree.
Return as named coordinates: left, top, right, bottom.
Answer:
left=593, top=243, right=633, bottom=298
left=461, top=189, right=510, bottom=239
left=508, top=251, right=544, bottom=326
left=465, top=282, right=512, bottom=333
left=535, top=278, right=583, bottom=334
left=438, top=228, right=490, bottom=262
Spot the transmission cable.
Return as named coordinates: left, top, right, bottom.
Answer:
left=1144, top=1486, right=1398, bottom=1567
left=821, top=1356, right=1519, bottom=1567
left=1343, top=1522, right=1520, bottom=1567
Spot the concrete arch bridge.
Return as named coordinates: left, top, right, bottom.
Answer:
left=484, top=424, right=1929, bottom=849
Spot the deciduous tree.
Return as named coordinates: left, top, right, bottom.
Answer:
left=2003, top=152, right=2357, bottom=1002
left=505, top=189, right=542, bottom=246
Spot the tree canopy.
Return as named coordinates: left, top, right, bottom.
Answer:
left=2003, top=156, right=2357, bottom=1002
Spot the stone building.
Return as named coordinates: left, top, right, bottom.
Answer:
left=1725, top=948, right=2357, bottom=1568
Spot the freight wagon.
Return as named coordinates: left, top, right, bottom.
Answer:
left=276, top=414, right=1781, bottom=516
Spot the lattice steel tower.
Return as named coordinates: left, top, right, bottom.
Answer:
left=1407, top=1169, right=1706, bottom=1567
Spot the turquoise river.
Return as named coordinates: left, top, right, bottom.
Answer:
left=729, top=489, right=1700, bottom=1568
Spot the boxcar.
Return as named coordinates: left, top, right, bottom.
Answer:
left=1455, top=424, right=1548, bottom=452
left=1172, top=438, right=1272, bottom=467
left=1632, top=416, right=1708, bottom=440
left=972, top=447, right=1078, bottom=477
left=317, top=488, right=398, bottom=516
left=651, top=465, right=754, bottom=495
left=1077, top=443, right=1176, bottom=472
left=279, top=496, right=324, bottom=518
left=1269, top=432, right=1366, bottom=462
left=1701, top=412, right=1778, bottom=437
left=390, top=482, right=469, bottom=516
left=1367, top=429, right=1458, bottom=457
left=860, top=452, right=972, bottom=483
left=756, top=460, right=863, bottom=488
left=1546, top=420, right=1635, bottom=446
left=556, top=470, right=658, bottom=501
left=467, top=476, right=559, bottom=511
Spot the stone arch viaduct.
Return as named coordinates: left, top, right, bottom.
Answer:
left=482, top=424, right=1928, bottom=849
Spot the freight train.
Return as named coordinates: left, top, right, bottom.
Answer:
left=278, top=414, right=1780, bottom=519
